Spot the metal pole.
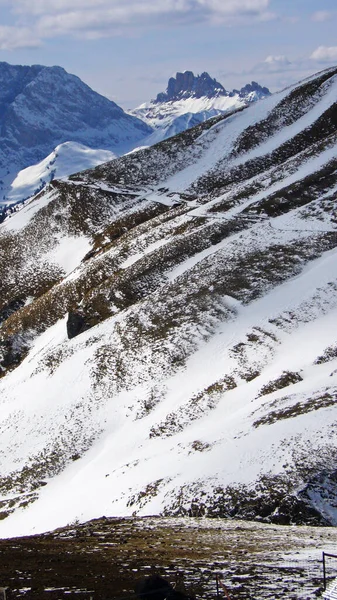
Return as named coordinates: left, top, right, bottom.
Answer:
left=216, top=574, right=219, bottom=599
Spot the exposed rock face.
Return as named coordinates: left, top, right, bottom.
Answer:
left=66, top=312, right=90, bottom=340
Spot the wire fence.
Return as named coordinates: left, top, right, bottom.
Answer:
left=0, top=554, right=332, bottom=600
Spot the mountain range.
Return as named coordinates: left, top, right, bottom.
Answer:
left=0, top=64, right=270, bottom=214
left=0, top=65, right=336, bottom=536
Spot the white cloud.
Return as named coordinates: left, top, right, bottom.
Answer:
left=0, top=25, right=40, bottom=50
left=310, top=46, right=337, bottom=62
left=12, top=0, right=270, bottom=16
left=311, top=11, right=334, bottom=23
left=195, top=0, right=269, bottom=15
left=264, top=55, right=291, bottom=70
left=0, top=0, right=273, bottom=43
left=225, top=45, right=337, bottom=96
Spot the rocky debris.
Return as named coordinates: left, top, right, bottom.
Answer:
left=300, top=469, right=337, bottom=523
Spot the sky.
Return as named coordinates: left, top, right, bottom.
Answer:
left=0, top=0, right=336, bottom=108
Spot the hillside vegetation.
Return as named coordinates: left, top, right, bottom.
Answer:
left=0, top=67, right=337, bottom=535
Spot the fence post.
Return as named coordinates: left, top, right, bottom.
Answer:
left=323, top=552, right=327, bottom=591
left=0, top=587, right=8, bottom=600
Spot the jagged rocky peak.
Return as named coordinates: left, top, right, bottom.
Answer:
left=132, top=70, right=271, bottom=144
left=236, top=80, right=271, bottom=99
left=153, top=70, right=270, bottom=104
left=155, top=70, right=227, bottom=102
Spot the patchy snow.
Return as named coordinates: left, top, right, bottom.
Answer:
left=121, top=237, right=172, bottom=269
left=0, top=239, right=337, bottom=537
left=161, top=86, right=293, bottom=192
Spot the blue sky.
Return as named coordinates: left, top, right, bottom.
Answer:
left=0, top=0, right=336, bottom=108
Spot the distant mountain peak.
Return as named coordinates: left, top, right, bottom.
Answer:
left=153, top=71, right=270, bottom=105
left=132, top=70, right=271, bottom=144
left=155, top=70, right=227, bottom=103
left=235, top=80, right=271, bottom=99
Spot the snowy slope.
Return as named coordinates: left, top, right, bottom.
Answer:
left=5, top=142, right=117, bottom=206
left=0, top=66, right=337, bottom=537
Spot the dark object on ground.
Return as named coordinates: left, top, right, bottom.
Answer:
left=66, top=311, right=90, bottom=339
left=135, top=575, right=195, bottom=600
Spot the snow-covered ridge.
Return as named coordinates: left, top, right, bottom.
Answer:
left=0, top=66, right=337, bottom=536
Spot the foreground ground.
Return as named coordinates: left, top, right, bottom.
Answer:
left=0, top=517, right=336, bottom=600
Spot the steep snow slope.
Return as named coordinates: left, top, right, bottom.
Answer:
left=0, top=66, right=337, bottom=536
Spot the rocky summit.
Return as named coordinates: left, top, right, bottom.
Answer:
left=154, top=71, right=270, bottom=103
left=0, top=66, right=337, bottom=536
left=237, top=80, right=271, bottom=99
left=155, top=71, right=228, bottom=102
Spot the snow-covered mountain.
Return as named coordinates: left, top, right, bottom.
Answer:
left=2, top=142, right=116, bottom=219
left=0, top=62, right=152, bottom=204
left=132, top=71, right=270, bottom=142
left=0, top=66, right=337, bottom=537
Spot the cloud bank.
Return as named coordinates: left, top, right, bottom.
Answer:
left=0, top=0, right=272, bottom=47
left=310, top=46, right=337, bottom=62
